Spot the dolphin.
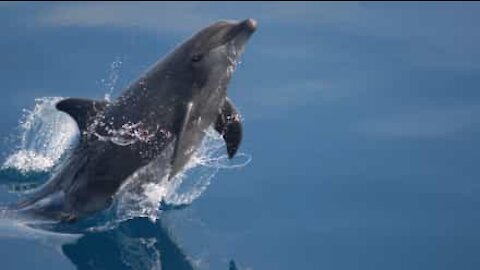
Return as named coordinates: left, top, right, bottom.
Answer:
left=13, top=18, right=257, bottom=222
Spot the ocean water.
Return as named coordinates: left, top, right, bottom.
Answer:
left=2, top=2, right=480, bottom=270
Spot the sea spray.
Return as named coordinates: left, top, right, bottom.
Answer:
left=2, top=97, right=78, bottom=173
left=100, top=58, right=123, bottom=102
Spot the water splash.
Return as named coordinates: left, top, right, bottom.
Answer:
left=1, top=57, right=123, bottom=173
left=113, top=128, right=251, bottom=224
left=2, top=97, right=78, bottom=173
left=93, top=121, right=168, bottom=147
left=101, top=58, right=123, bottom=102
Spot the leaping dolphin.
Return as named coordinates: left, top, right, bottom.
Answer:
left=13, top=18, right=257, bottom=222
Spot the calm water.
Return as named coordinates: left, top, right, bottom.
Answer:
left=1, top=2, right=480, bottom=270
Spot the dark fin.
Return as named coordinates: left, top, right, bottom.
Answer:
left=170, top=102, right=194, bottom=180
left=215, top=98, right=243, bottom=159
left=56, top=98, right=109, bottom=132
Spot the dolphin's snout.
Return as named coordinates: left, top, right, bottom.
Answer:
left=242, top=18, right=257, bottom=32
left=223, top=18, right=256, bottom=48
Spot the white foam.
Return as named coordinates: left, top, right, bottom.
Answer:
left=3, top=150, right=56, bottom=172
left=2, top=97, right=79, bottom=173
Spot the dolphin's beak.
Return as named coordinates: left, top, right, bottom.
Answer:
left=241, top=18, right=257, bottom=32
left=219, top=18, right=257, bottom=64
left=227, top=18, right=257, bottom=46
left=227, top=18, right=257, bottom=40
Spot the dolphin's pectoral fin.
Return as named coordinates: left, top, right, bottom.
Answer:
left=56, top=98, right=109, bottom=132
left=215, top=98, right=243, bottom=159
left=170, top=102, right=194, bottom=180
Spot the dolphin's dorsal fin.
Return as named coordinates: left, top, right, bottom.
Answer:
left=215, top=97, right=242, bottom=159
left=56, top=98, right=108, bottom=132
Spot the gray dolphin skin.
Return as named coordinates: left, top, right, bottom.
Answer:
left=14, top=18, right=257, bottom=222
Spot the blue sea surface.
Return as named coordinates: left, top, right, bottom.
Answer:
left=1, top=2, right=480, bottom=270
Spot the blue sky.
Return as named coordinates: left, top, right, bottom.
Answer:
left=1, top=2, right=480, bottom=270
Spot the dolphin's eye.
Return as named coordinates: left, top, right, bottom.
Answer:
left=191, top=55, right=203, bottom=62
